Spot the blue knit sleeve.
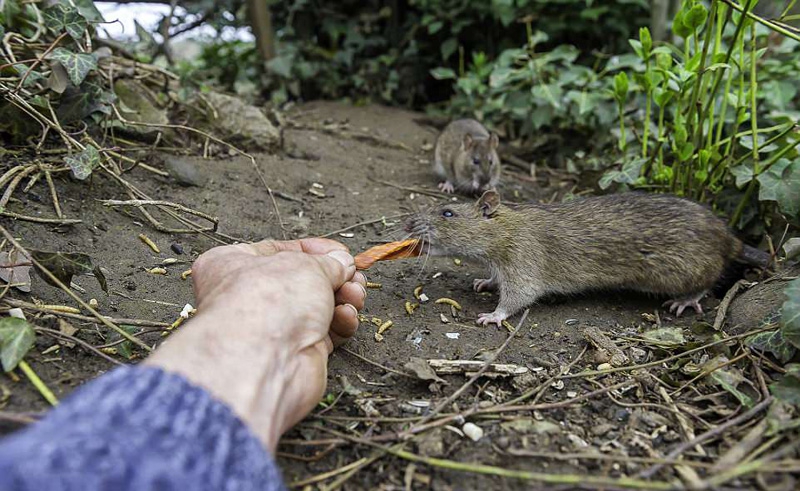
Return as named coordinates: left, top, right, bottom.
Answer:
left=0, top=366, right=287, bottom=491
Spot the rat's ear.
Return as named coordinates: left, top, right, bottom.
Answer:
left=477, top=190, right=500, bottom=218
left=489, top=133, right=499, bottom=150
left=463, top=133, right=474, bottom=150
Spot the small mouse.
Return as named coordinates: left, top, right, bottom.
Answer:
left=405, top=190, right=769, bottom=326
left=433, top=119, right=500, bottom=194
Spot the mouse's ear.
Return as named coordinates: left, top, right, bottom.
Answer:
left=477, top=190, right=500, bottom=218
left=463, top=133, right=474, bottom=150
left=489, top=133, right=499, bottom=150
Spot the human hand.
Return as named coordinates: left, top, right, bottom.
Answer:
left=144, top=238, right=366, bottom=451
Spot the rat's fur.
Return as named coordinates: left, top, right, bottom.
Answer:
left=433, top=119, right=500, bottom=194
left=406, top=191, right=768, bottom=326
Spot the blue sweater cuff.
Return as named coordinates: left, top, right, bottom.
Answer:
left=0, top=365, right=287, bottom=491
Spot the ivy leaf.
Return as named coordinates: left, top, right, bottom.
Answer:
left=73, top=0, right=105, bottom=23
left=705, top=356, right=754, bottom=407
left=64, top=145, right=101, bottom=180
left=0, top=317, right=36, bottom=372
left=641, top=327, right=686, bottom=347
left=42, top=3, right=88, bottom=39
left=782, top=278, right=800, bottom=350
left=771, top=364, right=800, bottom=406
left=29, top=250, right=108, bottom=293
left=757, top=158, right=800, bottom=217
left=730, top=164, right=753, bottom=188
left=47, top=48, right=97, bottom=86
left=746, top=329, right=796, bottom=364
left=431, top=67, right=457, bottom=80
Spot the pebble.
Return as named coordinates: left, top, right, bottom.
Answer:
left=445, top=332, right=460, bottom=339
left=124, top=280, right=137, bottom=291
left=88, top=298, right=98, bottom=308
left=565, top=318, right=579, bottom=326
left=597, top=363, right=613, bottom=371
left=171, top=243, right=184, bottom=255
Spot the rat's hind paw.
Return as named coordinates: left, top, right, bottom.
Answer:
left=477, top=311, right=506, bottom=327
left=438, top=181, right=455, bottom=193
left=473, top=278, right=496, bottom=292
left=663, top=293, right=705, bottom=317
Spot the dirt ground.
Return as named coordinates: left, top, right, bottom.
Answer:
left=0, top=101, right=787, bottom=490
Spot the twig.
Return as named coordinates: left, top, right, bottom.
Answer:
left=321, top=213, right=411, bottom=238
left=340, top=346, right=415, bottom=378
left=562, top=327, right=774, bottom=380
left=35, top=327, right=124, bottom=366
left=501, top=448, right=716, bottom=468
left=99, top=199, right=219, bottom=232
left=18, top=360, right=58, bottom=406
left=0, top=210, right=81, bottom=224
left=288, top=457, right=371, bottom=488
left=1, top=298, right=170, bottom=327
left=42, top=167, right=63, bottom=219
left=503, top=345, right=588, bottom=407
left=638, top=396, right=774, bottom=478
left=412, top=309, right=529, bottom=430
left=0, top=225, right=152, bottom=351
left=322, top=429, right=674, bottom=490
left=0, top=410, right=37, bottom=425
left=714, top=279, right=749, bottom=330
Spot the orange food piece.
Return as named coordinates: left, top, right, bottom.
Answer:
left=354, top=239, right=421, bottom=270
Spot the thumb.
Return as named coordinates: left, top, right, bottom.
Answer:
left=314, top=250, right=355, bottom=290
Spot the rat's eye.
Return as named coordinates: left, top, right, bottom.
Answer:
left=472, top=157, right=481, bottom=166
left=442, top=209, right=454, bottom=218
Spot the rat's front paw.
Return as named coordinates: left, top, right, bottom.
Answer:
left=438, top=181, right=455, bottom=193
left=477, top=311, right=506, bottom=327
left=473, top=278, right=496, bottom=292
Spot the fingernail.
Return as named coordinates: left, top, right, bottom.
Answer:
left=327, top=250, right=354, bottom=268
left=344, top=303, right=358, bottom=317
left=357, top=283, right=367, bottom=300
left=354, top=272, right=367, bottom=286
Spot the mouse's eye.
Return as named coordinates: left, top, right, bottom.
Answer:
left=442, top=209, right=454, bottom=218
left=472, top=157, right=481, bottom=166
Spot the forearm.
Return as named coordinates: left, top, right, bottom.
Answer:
left=0, top=366, right=286, bottom=491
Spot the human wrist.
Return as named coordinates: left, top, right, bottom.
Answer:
left=143, top=312, right=292, bottom=450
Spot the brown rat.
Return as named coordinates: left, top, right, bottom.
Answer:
left=433, top=119, right=501, bottom=194
left=405, top=190, right=769, bottom=326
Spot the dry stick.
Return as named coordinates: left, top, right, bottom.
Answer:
left=501, top=448, right=716, bottom=469
left=35, top=327, right=124, bottom=366
left=15, top=32, right=67, bottom=90
left=0, top=210, right=81, bottom=224
left=340, top=346, right=416, bottom=378
left=18, top=360, right=58, bottom=406
left=396, top=381, right=634, bottom=441
left=411, top=309, right=530, bottom=431
left=0, top=410, right=36, bottom=425
left=1, top=298, right=170, bottom=327
left=0, top=165, right=38, bottom=208
left=288, top=457, right=371, bottom=488
left=323, top=428, right=673, bottom=490
left=99, top=199, right=219, bottom=232
left=669, top=351, right=751, bottom=397
left=561, top=327, right=773, bottom=380
left=714, top=279, right=750, bottom=330
left=639, top=396, right=774, bottom=479
left=110, top=105, right=288, bottom=239
left=503, top=345, right=588, bottom=407
left=0, top=226, right=151, bottom=351
left=321, top=213, right=411, bottom=238
left=42, top=167, right=63, bottom=219
left=703, top=439, right=800, bottom=489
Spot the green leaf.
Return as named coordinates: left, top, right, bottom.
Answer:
left=771, top=364, right=800, bottom=406
left=747, top=329, right=796, bottom=364
left=73, top=0, right=105, bottom=23
left=430, top=67, right=457, bottom=80
left=64, top=145, right=101, bottom=181
left=757, top=158, right=800, bottom=217
left=711, top=368, right=754, bottom=407
left=441, top=37, right=458, bottom=60
left=639, top=27, right=652, bottom=58
left=683, top=4, right=709, bottom=31
left=672, top=10, right=692, bottom=39
left=489, top=67, right=514, bottom=88
left=42, top=3, right=88, bottom=39
left=0, top=317, right=35, bottom=372
left=730, top=164, right=754, bottom=188
left=642, top=327, right=686, bottom=347
left=782, top=278, right=800, bottom=350
left=48, top=48, right=97, bottom=86
left=427, top=21, right=443, bottom=34
left=679, top=142, right=695, bottom=162
left=613, top=72, right=629, bottom=101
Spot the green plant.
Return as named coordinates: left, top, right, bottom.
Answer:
left=602, top=0, right=800, bottom=231
left=430, top=27, right=618, bottom=142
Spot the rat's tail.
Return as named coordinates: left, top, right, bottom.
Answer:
left=736, top=244, right=771, bottom=269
